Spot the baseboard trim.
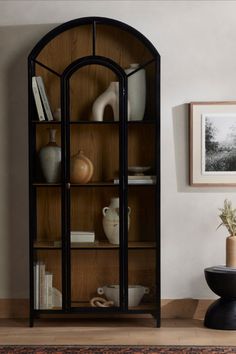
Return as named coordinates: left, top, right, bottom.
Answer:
left=0, top=299, right=214, bottom=319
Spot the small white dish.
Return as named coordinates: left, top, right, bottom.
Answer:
left=128, top=166, right=151, bottom=175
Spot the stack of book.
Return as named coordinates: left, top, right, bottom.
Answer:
left=71, top=231, right=95, bottom=243
left=114, top=176, right=156, bottom=184
left=34, top=262, right=53, bottom=310
left=32, top=76, right=54, bottom=121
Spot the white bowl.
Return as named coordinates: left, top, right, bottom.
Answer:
left=128, top=166, right=151, bottom=175
left=97, top=284, right=149, bottom=307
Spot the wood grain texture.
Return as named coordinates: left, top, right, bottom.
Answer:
left=36, top=187, right=61, bottom=242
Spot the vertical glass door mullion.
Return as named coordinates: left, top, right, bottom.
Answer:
left=119, top=76, right=128, bottom=311
left=61, top=75, right=70, bottom=311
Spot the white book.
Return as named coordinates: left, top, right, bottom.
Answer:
left=45, top=272, right=53, bottom=309
left=39, top=262, right=46, bottom=309
left=71, top=231, right=95, bottom=235
left=36, top=76, right=54, bottom=121
left=32, top=77, right=45, bottom=121
left=34, top=262, right=39, bottom=310
left=71, top=233, right=95, bottom=243
left=128, top=175, right=156, bottom=180
left=114, top=179, right=156, bottom=185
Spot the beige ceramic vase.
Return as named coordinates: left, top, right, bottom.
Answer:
left=226, top=235, right=236, bottom=267
left=70, top=150, right=94, bottom=183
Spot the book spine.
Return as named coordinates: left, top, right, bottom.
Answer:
left=45, top=272, right=53, bottom=309
left=32, top=77, right=45, bottom=121
left=114, top=179, right=155, bottom=184
left=39, top=262, right=46, bottom=309
left=34, top=262, right=39, bottom=310
left=36, top=76, right=54, bottom=121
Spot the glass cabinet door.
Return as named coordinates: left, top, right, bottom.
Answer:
left=68, top=64, right=123, bottom=309
left=126, top=61, right=158, bottom=312
left=32, top=91, right=63, bottom=311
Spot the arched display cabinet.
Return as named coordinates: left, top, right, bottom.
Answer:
left=28, top=17, right=160, bottom=327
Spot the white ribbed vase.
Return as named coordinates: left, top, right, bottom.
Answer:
left=125, top=63, right=146, bottom=121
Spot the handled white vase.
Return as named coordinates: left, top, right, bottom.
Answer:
left=102, top=197, right=131, bottom=245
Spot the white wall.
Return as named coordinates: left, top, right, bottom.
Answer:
left=0, top=0, right=236, bottom=299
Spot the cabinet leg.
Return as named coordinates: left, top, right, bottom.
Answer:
left=29, top=316, right=34, bottom=327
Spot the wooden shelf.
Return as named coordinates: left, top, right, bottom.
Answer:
left=33, top=183, right=61, bottom=187
left=71, top=182, right=119, bottom=187
left=70, top=121, right=119, bottom=125
left=34, top=241, right=156, bottom=249
left=70, top=301, right=156, bottom=310
left=33, top=182, right=156, bottom=187
left=32, top=120, right=61, bottom=124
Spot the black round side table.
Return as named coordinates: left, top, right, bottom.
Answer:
left=204, top=266, right=236, bottom=330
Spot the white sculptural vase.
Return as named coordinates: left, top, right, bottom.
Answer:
left=39, top=128, right=61, bottom=183
left=92, top=82, right=119, bottom=121
left=125, top=63, right=146, bottom=121
left=102, top=197, right=131, bottom=245
left=92, top=81, right=130, bottom=122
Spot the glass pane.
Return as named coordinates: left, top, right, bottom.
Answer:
left=96, top=24, right=154, bottom=69
left=127, top=121, right=157, bottom=310
left=70, top=186, right=120, bottom=308
left=36, top=24, right=93, bottom=75
left=69, top=65, right=119, bottom=122
left=34, top=64, right=61, bottom=122
left=128, top=249, right=156, bottom=310
left=34, top=250, right=62, bottom=310
left=70, top=125, right=119, bottom=184
left=35, top=187, right=62, bottom=246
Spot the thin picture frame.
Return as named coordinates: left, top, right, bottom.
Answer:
left=190, top=101, right=236, bottom=186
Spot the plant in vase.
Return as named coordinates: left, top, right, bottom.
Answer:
left=218, top=199, right=236, bottom=267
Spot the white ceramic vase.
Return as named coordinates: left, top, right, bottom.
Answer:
left=125, top=63, right=146, bottom=121
left=92, top=81, right=119, bottom=121
left=39, top=128, right=61, bottom=183
left=102, top=197, right=131, bottom=245
left=97, top=285, right=149, bottom=307
left=92, top=82, right=130, bottom=121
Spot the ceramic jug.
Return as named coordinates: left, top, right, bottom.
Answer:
left=102, top=197, right=131, bottom=245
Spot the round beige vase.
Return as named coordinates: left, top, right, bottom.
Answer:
left=226, top=235, right=236, bottom=267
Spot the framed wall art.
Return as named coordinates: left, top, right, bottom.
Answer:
left=190, top=101, right=236, bottom=186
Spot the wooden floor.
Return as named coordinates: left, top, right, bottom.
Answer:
left=0, top=318, right=236, bottom=346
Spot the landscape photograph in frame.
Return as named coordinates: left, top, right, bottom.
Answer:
left=190, top=102, right=236, bottom=186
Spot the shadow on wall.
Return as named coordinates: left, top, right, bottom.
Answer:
left=172, top=104, right=236, bottom=193
left=1, top=24, right=55, bottom=304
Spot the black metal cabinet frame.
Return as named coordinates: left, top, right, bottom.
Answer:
left=28, top=16, right=160, bottom=327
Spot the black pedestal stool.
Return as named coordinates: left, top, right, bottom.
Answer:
left=204, top=266, right=236, bottom=330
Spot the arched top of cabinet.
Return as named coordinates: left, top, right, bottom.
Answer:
left=28, top=17, right=160, bottom=76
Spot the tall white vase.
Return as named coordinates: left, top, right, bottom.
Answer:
left=39, top=129, right=61, bottom=183
left=125, top=63, right=146, bottom=121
